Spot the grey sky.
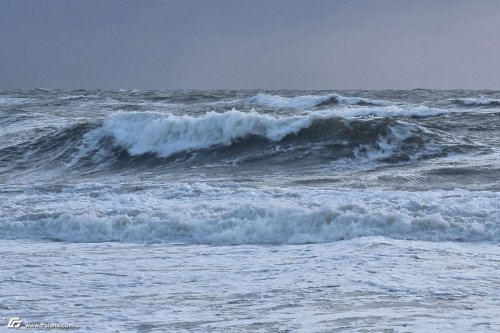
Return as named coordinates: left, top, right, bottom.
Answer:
left=1, top=0, right=499, bottom=89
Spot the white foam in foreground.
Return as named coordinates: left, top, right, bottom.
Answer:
left=1, top=185, right=498, bottom=244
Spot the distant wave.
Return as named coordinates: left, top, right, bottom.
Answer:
left=0, top=189, right=498, bottom=244
left=246, top=93, right=393, bottom=108
left=246, top=93, right=500, bottom=110
left=0, top=97, right=32, bottom=105
left=448, top=97, right=500, bottom=107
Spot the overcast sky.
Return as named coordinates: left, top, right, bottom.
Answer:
left=1, top=0, right=499, bottom=89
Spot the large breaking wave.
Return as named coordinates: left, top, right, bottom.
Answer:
left=0, top=109, right=476, bottom=173
left=95, top=108, right=465, bottom=161
left=97, top=110, right=312, bottom=156
left=81, top=110, right=468, bottom=165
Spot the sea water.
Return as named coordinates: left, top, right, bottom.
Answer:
left=1, top=89, right=499, bottom=332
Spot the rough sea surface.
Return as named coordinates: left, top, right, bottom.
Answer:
left=1, top=89, right=499, bottom=332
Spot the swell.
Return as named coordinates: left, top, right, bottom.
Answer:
left=0, top=122, right=98, bottom=173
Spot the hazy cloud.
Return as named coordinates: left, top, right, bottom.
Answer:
left=1, top=0, right=499, bottom=89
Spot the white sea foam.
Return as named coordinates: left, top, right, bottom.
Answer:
left=246, top=93, right=392, bottom=108
left=2, top=238, right=498, bottom=332
left=1, top=186, right=498, bottom=244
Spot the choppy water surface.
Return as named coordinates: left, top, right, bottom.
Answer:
left=1, top=89, right=499, bottom=332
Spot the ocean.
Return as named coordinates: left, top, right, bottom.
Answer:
left=0, top=89, right=499, bottom=332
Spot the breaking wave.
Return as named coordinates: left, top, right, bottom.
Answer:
left=1, top=110, right=472, bottom=172
left=76, top=110, right=456, bottom=168
left=97, top=110, right=313, bottom=157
